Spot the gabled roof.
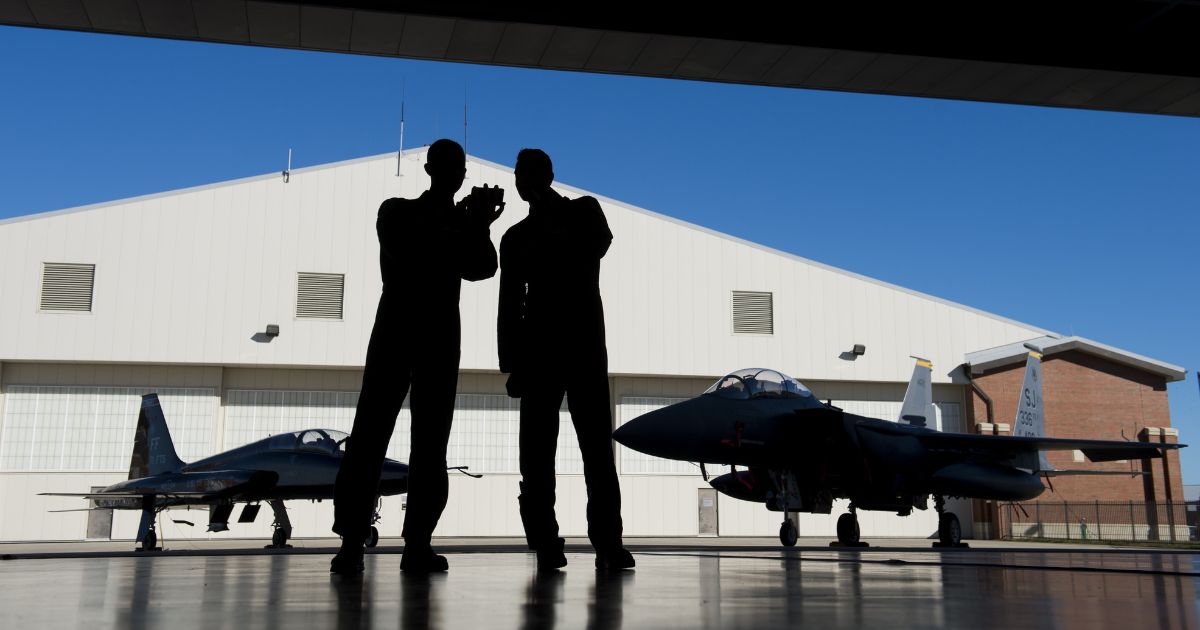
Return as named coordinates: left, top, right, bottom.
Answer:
left=965, top=335, right=1186, bottom=382
left=0, top=147, right=1054, bottom=337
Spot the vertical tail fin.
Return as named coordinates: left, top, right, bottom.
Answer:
left=1012, top=345, right=1051, bottom=471
left=128, top=394, right=185, bottom=478
left=898, top=357, right=934, bottom=427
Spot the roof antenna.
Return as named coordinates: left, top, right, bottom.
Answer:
left=282, top=148, right=291, bottom=183
left=396, top=81, right=406, bottom=177
left=463, top=83, right=470, bottom=179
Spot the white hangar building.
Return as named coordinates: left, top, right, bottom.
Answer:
left=0, top=147, right=1171, bottom=544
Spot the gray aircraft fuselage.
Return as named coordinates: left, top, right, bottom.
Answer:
left=96, top=431, right=409, bottom=510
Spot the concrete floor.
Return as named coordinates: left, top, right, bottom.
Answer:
left=1, top=540, right=1196, bottom=629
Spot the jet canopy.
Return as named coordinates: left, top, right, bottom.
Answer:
left=703, top=368, right=814, bottom=400
left=266, top=429, right=349, bottom=456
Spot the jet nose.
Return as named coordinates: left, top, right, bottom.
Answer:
left=613, top=405, right=680, bottom=459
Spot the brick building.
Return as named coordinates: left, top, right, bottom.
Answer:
left=966, top=336, right=1186, bottom=539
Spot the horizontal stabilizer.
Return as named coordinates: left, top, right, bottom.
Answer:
left=1041, top=469, right=1147, bottom=477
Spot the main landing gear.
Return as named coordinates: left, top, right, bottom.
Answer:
left=832, top=506, right=867, bottom=547
left=933, top=495, right=966, bottom=548
left=135, top=496, right=162, bottom=552
left=364, top=499, right=382, bottom=548
left=779, top=512, right=798, bottom=547
left=266, top=500, right=293, bottom=549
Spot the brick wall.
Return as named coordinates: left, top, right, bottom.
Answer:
left=969, top=350, right=1179, bottom=503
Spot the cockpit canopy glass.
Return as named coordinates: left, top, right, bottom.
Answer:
left=267, top=429, right=349, bottom=455
left=703, top=368, right=814, bottom=400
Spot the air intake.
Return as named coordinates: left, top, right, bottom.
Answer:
left=40, top=263, right=95, bottom=312
left=732, top=291, right=773, bottom=335
left=296, top=272, right=345, bottom=319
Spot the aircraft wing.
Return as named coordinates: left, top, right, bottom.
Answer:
left=909, top=431, right=1184, bottom=462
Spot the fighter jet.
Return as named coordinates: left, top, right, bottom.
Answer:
left=42, top=394, right=411, bottom=551
left=613, top=346, right=1184, bottom=547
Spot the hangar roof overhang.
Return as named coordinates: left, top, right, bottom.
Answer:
left=966, top=335, right=1187, bottom=382
left=4, top=1, right=1200, bottom=117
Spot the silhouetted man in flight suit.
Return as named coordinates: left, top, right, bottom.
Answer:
left=332, top=139, right=503, bottom=574
left=498, top=149, right=634, bottom=570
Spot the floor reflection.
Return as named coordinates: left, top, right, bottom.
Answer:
left=1, top=549, right=1196, bottom=629
left=588, top=571, right=632, bottom=630
left=521, top=571, right=564, bottom=630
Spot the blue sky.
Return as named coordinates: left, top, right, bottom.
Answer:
left=3, top=27, right=1198, bottom=479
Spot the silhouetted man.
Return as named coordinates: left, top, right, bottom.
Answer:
left=498, top=148, right=634, bottom=571
left=332, top=139, right=504, bottom=574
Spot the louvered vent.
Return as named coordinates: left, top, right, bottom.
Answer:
left=40, top=263, right=95, bottom=312
left=732, top=291, right=773, bottom=335
left=296, top=273, right=345, bottom=319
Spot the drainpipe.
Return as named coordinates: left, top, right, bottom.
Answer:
left=965, top=368, right=995, bottom=425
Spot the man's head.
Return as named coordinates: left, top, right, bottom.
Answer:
left=514, top=148, right=554, bottom=203
left=424, top=139, right=467, bottom=195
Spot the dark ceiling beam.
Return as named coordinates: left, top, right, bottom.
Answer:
left=3, top=1, right=1200, bottom=116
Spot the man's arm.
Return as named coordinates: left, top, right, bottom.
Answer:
left=376, top=198, right=412, bottom=265
left=496, top=230, right=526, bottom=374
left=575, top=196, right=612, bottom=259
left=457, top=221, right=499, bottom=282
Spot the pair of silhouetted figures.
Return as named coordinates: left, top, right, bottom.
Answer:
left=330, top=140, right=634, bottom=574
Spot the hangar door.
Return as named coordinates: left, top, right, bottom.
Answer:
left=0, top=386, right=216, bottom=471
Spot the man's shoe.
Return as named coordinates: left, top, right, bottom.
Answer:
left=537, top=549, right=567, bottom=571
left=330, top=545, right=365, bottom=575
left=400, top=545, right=449, bottom=573
left=594, top=547, right=635, bottom=571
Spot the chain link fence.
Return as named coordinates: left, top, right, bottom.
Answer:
left=999, top=501, right=1196, bottom=542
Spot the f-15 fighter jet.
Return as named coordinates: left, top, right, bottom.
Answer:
left=614, top=346, right=1183, bottom=547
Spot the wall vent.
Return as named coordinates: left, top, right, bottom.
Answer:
left=732, top=290, right=773, bottom=335
left=296, top=273, right=345, bottom=319
left=40, top=263, right=95, bottom=312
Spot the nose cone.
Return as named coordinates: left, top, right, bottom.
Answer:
left=613, top=399, right=712, bottom=462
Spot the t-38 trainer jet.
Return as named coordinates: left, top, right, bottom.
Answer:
left=613, top=346, right=1183, bottom=547
left=42, top=393, right=412, bottom=551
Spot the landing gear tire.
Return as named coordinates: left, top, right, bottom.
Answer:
left=836, top=513, right=860, bottom=545
left=779, top=519, right=798, bottom=547
left=938, top=513, right=962, bottom=546
left=365, top=526, right=380, bottom=548
left=142, top=530, right=157, bottom=552
left=271, top=528, right=290, bottom=548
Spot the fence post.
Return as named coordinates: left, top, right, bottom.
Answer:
left=1095, top=501, right=1101, bottom=541
left=1064, top=501, right=1070, bottom=540
left=1168, top=500, right=1177, bottom=543
left=1129, top=501, right=1135, bottom=541
left=1036, top=502, right=1042, bottom=539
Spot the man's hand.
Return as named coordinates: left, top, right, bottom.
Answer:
left=461, top=184, right=506, bottom=227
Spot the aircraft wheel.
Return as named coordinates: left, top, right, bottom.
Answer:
left=938, top=513, right=961, bottom=546
left=365, top=526, right=380, bottom=548
left=143, top=530, right=157, bottom=551
left=779, top=519, right=798, bottom=547
left=271, top=528, right=288, bottom=547
left=836, top=513, right=860, bottom=545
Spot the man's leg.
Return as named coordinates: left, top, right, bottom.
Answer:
left=332, top=311, right=409, bottom=572
left=567, top=372, right=632, bottom=568
left=400, top=363, right=458, bottom=571
left=519, top=383, right=565, bottom=565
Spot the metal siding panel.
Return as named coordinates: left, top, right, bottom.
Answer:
left=584, top=30, right=650, bottom=73
left=82, top=0, right=142, bottom=32
left=27, top=0, right=90, bottom=27
left=135, top=0, right=195, bottom=37
left=299, top=5, right=353, bottom=51
left=348, top=10, right=403, bottom=55
left=246, top=0, right=297, bottom=46
left=194, top=0, right=249, bottom=43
